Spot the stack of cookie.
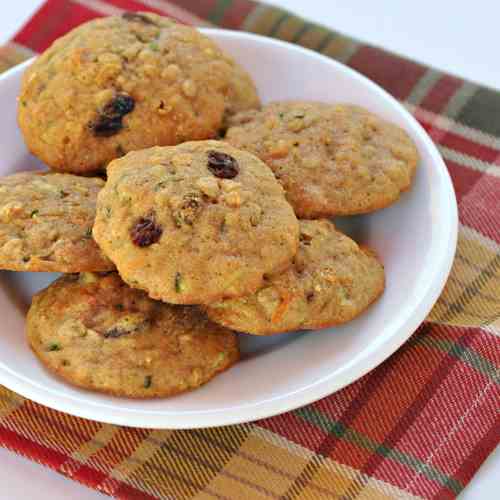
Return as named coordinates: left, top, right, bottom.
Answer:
left=0, top=12, right=417, bottom=399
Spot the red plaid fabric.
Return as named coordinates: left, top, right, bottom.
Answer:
left=0, top=1, right=498, bottom=499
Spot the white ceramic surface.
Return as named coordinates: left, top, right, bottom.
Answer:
left=0, top=29, right=457, bottom=429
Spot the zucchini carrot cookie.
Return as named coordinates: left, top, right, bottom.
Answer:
left=93, top=141, right=299, bottom=305
left=27, top=272, right=239, bottom=398
left=225, top=101, right=418, bottom=218
left=0, top=171, right=113, bottom=272
left=205, top=219, right=385, bottom=335
left=18, top=12, right=259, bottom=174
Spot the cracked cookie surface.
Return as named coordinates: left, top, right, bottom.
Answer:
left=225, top=101, right=418, bottom=218
left=0, top=171, right=113, bottom=272
left=205, top=219, right=385, bottom=335
left=19, top=12, right=259, bottom=173
left=93, top=141, right=299, bottom=305
left=27, top=272, right=239, bottom=398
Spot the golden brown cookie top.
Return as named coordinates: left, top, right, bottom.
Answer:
left=19, top=13, right=257, bottom=173
left=226, top=101, right=418, bottom=218
left=93, top=141, right=299, bottom=305
left=27, top=272, right=239, bottom=398
left=0, top=171, right=113, bottom=272
left=205, top=219, right=385, bottom=335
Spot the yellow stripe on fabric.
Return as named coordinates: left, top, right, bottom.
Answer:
left=247, top=427, right=423, bottom=500
left=428, top=228, right=500, bottom=327
left=6, top=402, right=97, bottom=456
left=0, top=43, right=33, bottom=73
left=405, top=103, right=500, bottom=150
left=207, top=432, right=308, bottom=498
left=272, top=15, right=303, bottom=42
left=321, top=37, right=359, bottom=64
left=0, top=387, right=25, bottom=420
left=241, top=6, right=288, bottom=36
left=298, top=26, right=332, bottom=50
left=125, top=427, right=245, bottom=500
left=114, top=430, right=175, bottom=498
left=69, top=424, right=118, bottom=470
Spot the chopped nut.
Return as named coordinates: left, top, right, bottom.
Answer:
left=195, top=176, right=219, bottom=198
left=94, top=89, right=115, bottom=108
left=219, top=179, right=241, bottom=192
left=79, top=272, right=99, bottom=284
left=181, top=79, right=197, bottom=98
left=0, top=201, right=23, bottom=220
left=287, top=118, right=305, bottom=132
left=161, top=64, right=181, bottom=81
left=190, top=369, right=202, bottom=386
left=171, top=153, right=192, bottom=168
left=212, top=352, right=226, bottom=368
left=97, top=53, right=121, bottom=65
left=222, top=190, right=241, bottom=208
left=302, top=157, right=321, bottom=169
left=172, top=192, right=202, bottom=226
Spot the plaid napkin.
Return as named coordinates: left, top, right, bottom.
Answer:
left=1, top=1, right=499, bottom=499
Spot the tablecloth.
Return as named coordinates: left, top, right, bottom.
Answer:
left=0, top=1, right=498, bottom=499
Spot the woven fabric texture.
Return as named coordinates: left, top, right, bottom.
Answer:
left=0, top=1, right=499, bottom=499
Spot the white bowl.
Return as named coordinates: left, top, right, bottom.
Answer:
left=0, top=29, right=457, bottom=428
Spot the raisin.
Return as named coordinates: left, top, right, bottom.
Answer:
left=306, top=291, right=315, bottom=302
left=144, top=375, right=152, bottom=388
left=91, top=116, right=123, bottom=136
left=207, top=151, right=239, bottom=179
left=104, top=94, right=135, bottom=117
left=130, top=216, right=163, bottom=247
left=122, top=12, right=156, bottom=25
left=90, top=93, right=135, bottom=137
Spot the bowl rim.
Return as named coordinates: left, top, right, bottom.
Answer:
left=0, top=28, right=458, bottom=429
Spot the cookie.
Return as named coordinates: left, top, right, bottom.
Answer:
left=225, top=101, right=418, bottom=218
left=0, top=171, right=113, bottom=272
left=223, top=62, right=260, bottom=127
left=18, top=12, right=259, bottom=174
left=205, top=219, right=385, bottom=335
left=93, top=141, right=299, bottom=304
left=27, top=272, right=239, bottom=398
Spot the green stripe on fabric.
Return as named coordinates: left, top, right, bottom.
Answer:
left=316, top=31, right=336, bottom=52
left=295, top=407, right=464, bottom=495
left=269, top=11, right=291, bottom=36
left=207, top=0, right=233, bottom=25
left=291, top=22, right=312, bottom=43
left=412, top=335, right=500, bottom=381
